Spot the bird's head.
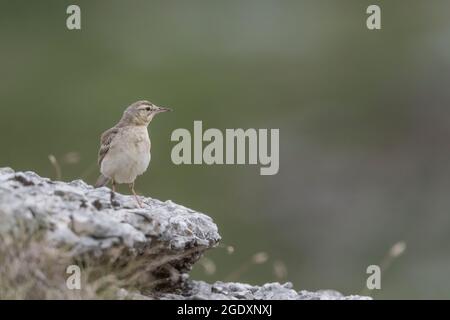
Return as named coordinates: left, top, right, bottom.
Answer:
left=121, top=100, right=171, bottom=126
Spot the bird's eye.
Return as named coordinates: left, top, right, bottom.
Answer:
left=145, top=107, right=151, bottom=111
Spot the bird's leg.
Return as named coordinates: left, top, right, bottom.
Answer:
left=110, top=179, right=116, bottom=204
left=130, top=182, right=142, bottom=208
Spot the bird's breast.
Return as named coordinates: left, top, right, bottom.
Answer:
left=101, top=126, right=151, bottom=183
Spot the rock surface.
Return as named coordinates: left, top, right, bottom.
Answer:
left=151, top=281, right=371, bottom=300
left=0, top=168, right=370, bottom=300
left=0, top=167, right=220, bottom=288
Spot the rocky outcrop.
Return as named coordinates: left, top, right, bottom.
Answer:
left=0, top=168, right=370, bottom=300
left=147, top=281, right=371, bottom=300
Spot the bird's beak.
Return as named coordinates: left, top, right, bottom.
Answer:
left=156, top=106, right=172, bottom=113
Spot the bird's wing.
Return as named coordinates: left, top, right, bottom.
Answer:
left=98, top=127, right=119, bottom=166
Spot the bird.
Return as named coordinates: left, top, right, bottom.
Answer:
left=95, top=100, right=171, bottom=207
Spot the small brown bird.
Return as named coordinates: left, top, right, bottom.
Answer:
left=95, top=100, right=171, bottom=206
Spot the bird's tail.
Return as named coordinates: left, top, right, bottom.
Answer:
left=95, top=174, right=110, bottom=188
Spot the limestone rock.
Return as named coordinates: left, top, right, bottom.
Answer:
left=0, top=167, right=220, bottom=288
left=0, top=168, right=370, bottom=300
left=148, top=281, right=371, bottom=300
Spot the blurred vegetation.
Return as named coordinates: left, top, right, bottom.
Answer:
left=1, top=0, right=450, bottom=299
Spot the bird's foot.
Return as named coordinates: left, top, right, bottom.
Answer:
left=134, top=194, right=143, bottom=208
left=110, top=190, right=120, bottom=208
left=129, top=182, right=143, bottom=208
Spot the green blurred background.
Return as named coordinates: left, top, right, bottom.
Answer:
left=1, top=0, right=450, bottom=299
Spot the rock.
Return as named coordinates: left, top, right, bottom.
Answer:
left=149, top=281, right=371, bottom=300
left=0, top=167, right=220, bottom=290
left=0, top=168, right=370, bottom=300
